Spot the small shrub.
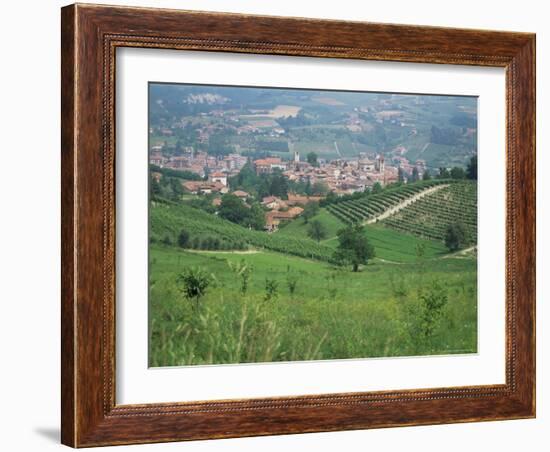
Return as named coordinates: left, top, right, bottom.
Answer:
left=264, top=278, right=279, bottom=302
left=178, top=229, right=190, bottom=248
left=286, top=270, right=298, bottom=297
left=419, top=280, right=448, bottom=337
left=228, top=259, right=253, bottom=295
left=178, top=267, right=212, bottom=310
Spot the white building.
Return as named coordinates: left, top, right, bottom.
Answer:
left=209, top=172, right=228, bottom=186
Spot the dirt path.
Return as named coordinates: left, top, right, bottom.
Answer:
left=442, top=245, right=477, bottom=259
left=418, top=142, right=430, bottom=157
left=188, top=249, right=260, bottom=255
left=365, top=184, right=449, bottom=224
left=333, top=141, right=342, bottom=157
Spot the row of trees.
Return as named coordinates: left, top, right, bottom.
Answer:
left=176, top=229, right=247, bottom=251
left=435, top=154, right=477, bottom=181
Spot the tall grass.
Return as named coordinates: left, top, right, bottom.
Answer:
left=149, top=255, right=477, bottom=366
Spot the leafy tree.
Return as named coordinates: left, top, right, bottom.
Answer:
left=444, top=222, right=467, bottom=251
left=257, top=179, right=271, bottom=200
left=217, top=194, right=265, bottom=230
left=450, top=167, right=466, bottom=180
left=467, top=154, right=478, bottom=180
left=190, top=195, right=217, bottom=214
left=302, top=201, right=320, bottom=224
left=177, top=229, right=190, bottom=248
left=306, top=152, right=319, bottom=167
left=229, top=161, right=258, bottom=191
left=371, top=182, right=383, bottom=194
left=178, top=267, right=212, bottom=310
left=312, top=181, right=329, bottom=196
left=169, top=177, right=184, bottom=201
left=438, top=167, right=451, bottom=179
left=423, top=170, right=431, bottom=181
left=334, top=224, right=375, bottom=272
left=319, top=191, right=338, bottom=206
left=269, top=174, right=289, bottom=199
left=247, top=202, right=266, bottom=230
left=218, top=193, right=250, bottom=225
left=411, top=167, right=420, bottom=183
left=307, top=219, right=328, bottom=243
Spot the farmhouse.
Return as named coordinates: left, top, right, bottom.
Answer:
left=209, top=171, right=227, bottom=186
left=182, top=180, right=227, bottom=195
left=264, top=206, right=304, bottom=232
left=261, top=196, right=287, bottom=210
left=232, top=190, right=250, bottom=200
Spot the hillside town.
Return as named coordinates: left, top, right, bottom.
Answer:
left=150, top=148, right=418, bottom=195
left=150, top=147, right=425, bottom=231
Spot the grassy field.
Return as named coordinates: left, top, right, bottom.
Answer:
left=278, top=208, right=345, bottom=242
left=149, top=244, right=477, bottom=367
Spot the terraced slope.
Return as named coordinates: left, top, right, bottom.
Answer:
left=382, top=181, right=477, bottom=244
left=326, top=179, right=450, bottom=225
left=150, top=201, right=336, bottom=263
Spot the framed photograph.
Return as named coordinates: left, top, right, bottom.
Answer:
left=61, top=3, right=536, bottom=447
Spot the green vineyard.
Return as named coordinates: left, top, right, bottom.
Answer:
left=326, top=179, right=450, bottom=224
left=150, top=201, right=336, bottom=262
left=382, top=182, right=477, bottom=244
left=326, top=180, right=477, bottom=245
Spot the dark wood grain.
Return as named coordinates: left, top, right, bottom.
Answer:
left=61, top=3, right=536, bottom=447
left=60, top=5, right=76, bottom=447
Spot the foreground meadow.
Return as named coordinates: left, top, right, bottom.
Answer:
left=149, top=244, right=477, bottom=367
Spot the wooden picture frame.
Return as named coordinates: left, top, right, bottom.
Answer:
left=61, top=3, right=535, bottom=447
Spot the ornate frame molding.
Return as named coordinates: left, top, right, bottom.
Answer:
left=62, top=4, right=535, bottom=447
